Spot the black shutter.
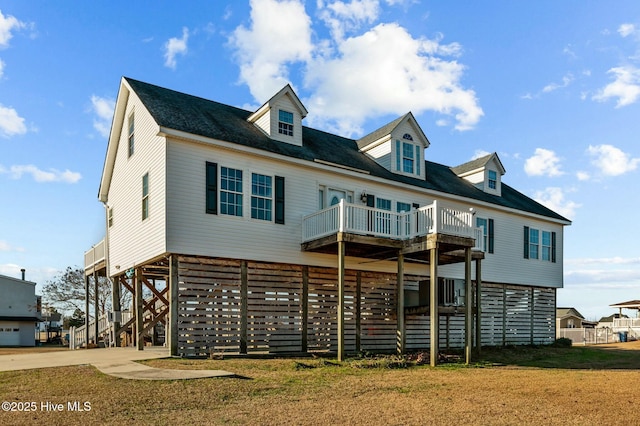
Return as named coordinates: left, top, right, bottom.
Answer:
left=551, top=231, right=557, bottom=263
left=488, top=218, right=495, bottom=254
left=523, top=226, right=529, bottom=259
left=206, top=162, right=217, bottom=214
left=366, top=194, right=375, bottom=207
left=275, top=176, right=285, bottom=224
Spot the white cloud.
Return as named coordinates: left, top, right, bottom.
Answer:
left=305, top=23, right=482, bottom=135
left=542, top=73, right=574, bottom=93
left=565, top=269, right=640, bottom=284
left=618, top=23, right=636, bottom=38
left=164, top=27, right=189, bottom=69
left=90, top=95, right=115, bottom=138
left=0, top=240, right=24, bottom=252
left=533, top=187, right=579, bottom=220
left=319, top=0, right=381, bottom=41
left=587, top=144, right=640, bottom=176
left=567, top=257, right=640, bottom=266
left=524, top=148, right=563, bottom=177
left=0, top=104, right=27, bottom=137
left=230, top=0, right=482, bottom=135
left=576, top=171, right=590, bottom=181
left=0, top=9, right=26, bottom=48
left=471, top=149, right=491, bottom=160
left=0, top=164, right=82, bottom=183
left=230, top=0, right=313, bottom=102
left=592, top=66, right=640, bottom=107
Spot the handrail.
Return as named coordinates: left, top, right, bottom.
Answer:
left=302, top=200, right=482, bottom=248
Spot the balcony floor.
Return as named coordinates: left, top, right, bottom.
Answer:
left=301, top=232, right=484, bottom=265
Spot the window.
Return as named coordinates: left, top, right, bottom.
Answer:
left=108, top=208, right=113, bottom=227
left=541, top=231, right=551, bottom=261
left=251, top=173, right=272, bottom=221
left=128, top=112, right=135, bottom=157
left=418, top=278, right=462, bottom=307
left=476, top=218, right=488, bottom=252
left=397, top=202, right=411, bottom=213
left=529, top=228, right=539, bottom=259
left=278, top=110, right=294, bottom=136
left=220, top=167, right=243, bottom=216
left=524, top=226, right=556, bottom=262
left=488, top=170, right=497, bottom=189
left=376, top=198, right=391, bottom=211
left=142, top=173, right=149, bottom=220
left=396, top=140, right=422, bottom=175
left=402, top=142, right=414, bottom=173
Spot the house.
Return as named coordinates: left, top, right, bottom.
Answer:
left=83, top=77, right=570, bottom=364
left=556, top=307, right=585, bottom=330
left=0, top=270, right=41, bottom=346
left=597, top=313, right=628, bottom=329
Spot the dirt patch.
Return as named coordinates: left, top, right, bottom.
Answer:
left=0, top=346, right=69, bottom=356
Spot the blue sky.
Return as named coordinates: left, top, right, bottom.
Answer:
left=1, top=1, right=640, bottom=320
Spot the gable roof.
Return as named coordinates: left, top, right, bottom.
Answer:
left=356, top=112, right=430, bottom=150
left=556, top=307, right=585, bottom=319
left=107, top=77, right=570, bottom=223
left=451, top=152, right=506, bottom=176
left=247, top=83, right=308, bottom=123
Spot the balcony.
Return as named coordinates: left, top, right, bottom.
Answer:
left=302, top=200, right=483, bottom=263
left=84, top=238, right=106, bottom=276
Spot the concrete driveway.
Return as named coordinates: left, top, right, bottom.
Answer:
left=0, top=347, right=235, bottom=380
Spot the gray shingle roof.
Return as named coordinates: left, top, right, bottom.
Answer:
left=124, top=77, right=570, bottom=223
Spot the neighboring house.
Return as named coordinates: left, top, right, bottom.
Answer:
left=86, top=77, right=570, bottom=361
left=38, top=307, right=63, bottom=343
left=556, top=307, right=585, bottom=330
left=0, top=271, right=41, bottom=346
left=597, top=313, right=628, bottom=329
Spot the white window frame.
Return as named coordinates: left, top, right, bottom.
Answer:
left=220, top=166, right=243, bottom=217
left=278, top=109, right=294, bottom=137
left=251, top=173, right=273, bottom=221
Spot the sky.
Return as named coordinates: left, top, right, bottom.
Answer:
left=1, top=1, right=640, bottom=320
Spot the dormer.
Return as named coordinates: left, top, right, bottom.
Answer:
left=451, top=153, right=506, bottom=196
left=247, top=84, right=308, bottom=147
left=356, top=113, right=430, bottom=180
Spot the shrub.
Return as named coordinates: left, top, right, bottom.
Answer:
left=551, top=337, right=572, bottom=348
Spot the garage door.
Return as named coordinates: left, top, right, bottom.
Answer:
left=0, top=322, right=21, bottom=346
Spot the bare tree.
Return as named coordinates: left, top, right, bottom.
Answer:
left=42, top=266, right=112, bottom=317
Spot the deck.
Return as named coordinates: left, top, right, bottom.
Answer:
left=301, top=200, right=484, bottom=264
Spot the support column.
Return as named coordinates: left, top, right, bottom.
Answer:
left=355, top=271, right=361, bottom=353
left=396, top=251, right=405, bottom=355
left=84, top=275, right=90, bottom=347
left=240, top=260, right=248, bottom=354
left=169, top=256, right=179, bottom=356
left=337, top=239, right=346, bottom=362
left=430, top=243, right=439, bottom=367
left=302, top=266, right=309, bottom=352
left=135, top=267, right=144, bottom=351
left=475, top=258, right=482, bottom=355
left=93, top=271, right=99, bottom=344
left=464, top=247, right=472, bottom=365
left=112, top=275, right=121, bottom=347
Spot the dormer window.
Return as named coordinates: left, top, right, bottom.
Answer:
left=278, top=110, right=294, bottom=137
left=395, top=140, right=421, bottom=176
left=488, top=170, right=497, bottom=189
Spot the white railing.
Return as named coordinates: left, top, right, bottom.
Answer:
left=84, top=238, right=106, bottom=270
left=302, top=200, right=482, bottom=249
left=613, top=318, right=640, bottom=329
left=69, top=311, right=133, bottom=349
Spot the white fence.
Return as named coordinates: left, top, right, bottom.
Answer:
left=69, top=311, right=133, bottom=349
left=557, top=328, right=619, bottom=345
left=302, top=200, right=482, bottom=249
left=84, top=238, right=105, bottom=270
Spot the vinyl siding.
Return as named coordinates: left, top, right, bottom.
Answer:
left=364, top=142, right=391, bottom=170
left=165, top=136, right=564, bottom=289
left=106, top=89, right=167, bottom=276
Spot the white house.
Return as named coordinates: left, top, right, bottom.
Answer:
left=0, top=271, right=41, bottom=346
left=85, top=77, right=570, bottom=363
